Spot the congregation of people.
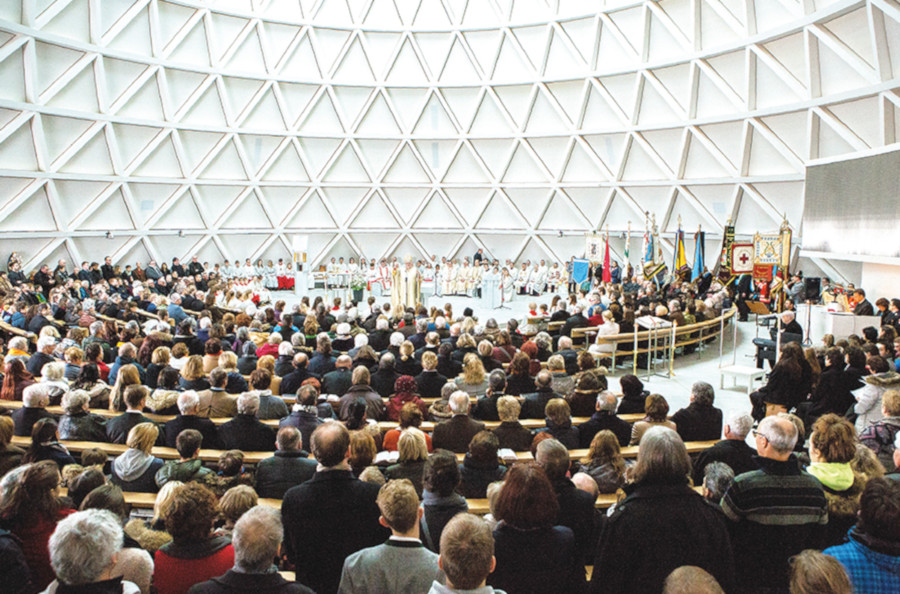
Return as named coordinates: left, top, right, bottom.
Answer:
left=0, top=251, right=899, bottom=594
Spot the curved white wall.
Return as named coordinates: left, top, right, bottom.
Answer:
left=0, top=0, right=897, bottom=274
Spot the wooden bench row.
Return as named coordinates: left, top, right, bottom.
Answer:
left=10, top=434, right=718, bottom=465
left=0, top=399, right=645, bottom=430
left=67, top=484, right=702, bottom=516
left=570, top=307, right=736, bottom=369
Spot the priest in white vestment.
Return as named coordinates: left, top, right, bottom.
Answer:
left=391, top=258, right=421, bottom=312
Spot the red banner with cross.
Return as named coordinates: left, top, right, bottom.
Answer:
left=730, top=243, right=754, bottom=274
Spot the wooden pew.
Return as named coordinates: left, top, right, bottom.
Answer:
left=0, top=320, right=37, bottom=343
left=11, top=435, right=718, bottom=465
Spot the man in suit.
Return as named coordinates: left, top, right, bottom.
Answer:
left=577, top=390, right=632, bottom=448
left=521, top=371, right=564, bottom=420
left=671, top=381, right=724, bottom=442
left=218, top=392, right=277, bottom=452
left=432, top=392, right=486, bottom=453
left=280, top=353, right=319, bottom=397
left=554, top=337, right=580, bottom=376
left=371, top=353, right=400, bottom=398
left=414, top=352, right=448, bottom=399
left=691, top=412, right=758, bottom=485
left=100, top=256, right=115, bottom=281
left=321, top=355, right=353, bottom=397
left=105, top=385, right=164, bottom=445
left=255, top=427, right=317, bottom=499
left=338, top=478, right=442, bottom=593
left=12, top=384, right=57, bottom=436
left=753, top=310, right=802, bottom=368
left=853, top=288, right=875, bottom=316
left=281, top=423, right=389, bottom=594
left=196, top=367, right=237, bottom=419
left=536, top=438, right=595, bottom=567
left=561, top=305, right=589, bottom=338
left=163, top=391, right=220, bottom=449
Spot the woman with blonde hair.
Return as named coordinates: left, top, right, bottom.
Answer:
left=385, top=428, right=429, bottom=497
left=455, top=352, right=488, bottom=397
left=630, top=394, right=677, bottom=445
left=110, top=422, right=164, bottom=493
left=396, top=340, right=422, bottom=376
left=217, top=350, right=248, bottom=394
left=256, top=354, right=281, bottom=395
left=109, top=364, right=141, bottom=412
left=145, top=345, right=170, bottom=389
left=124, top=480, right=183, bottom=554
left=348, top=430, right=377, bottom=478
left=179, top=355, right=210, bottom=391
left=577, top=429, right=631, bottom=493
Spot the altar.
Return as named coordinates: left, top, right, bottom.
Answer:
left=796, top=304, right=882, bottom=343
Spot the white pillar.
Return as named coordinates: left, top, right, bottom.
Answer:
left=292, top=235, right=308, bottom=296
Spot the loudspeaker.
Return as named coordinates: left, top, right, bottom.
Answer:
left=804, top=277, right=821, bottom=302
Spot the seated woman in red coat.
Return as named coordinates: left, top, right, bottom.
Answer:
left=386, top=375, right=428, bottom=421
left=152, top=483, right=235, bottom=594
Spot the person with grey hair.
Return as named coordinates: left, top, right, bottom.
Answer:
left=26, top=335, right=57, bottom=377
left=547, top=354, right=575, bottom=398
left=591, top=427, right=736, bottom=593
left=45, top=509, right=140, bottom=593
left=108, top=342, right=146, bottom=386
left=4, top=336, right=30, bottom=365
left=57, top=389, right=107, bottom=442
left=218, top=392, right=276, bottom=452
left=535, top=438, right=595, bottom=567
left=188, top=506, right=314, bottom=593
left=472, top=370, right=507, bottom=422
left=577, top=390, right=632, bottom=448
left=12, top=383, right=56, bottom=436
left=162, top=390, right=220, bottom=449
left=371, top=352, right=399, bottom=398
left=521, top=370, right=563, bottom=420
left=691, top=412, right=758, bottom=484
left=255, top=427, right=317, bottom=499
left=432, top=391, right=486, bottom=453
left=721, top=415, right=828, bottom=591
left=410, top=318, right=429, bottom=350
left=702, top=462, right=735, bottom=504
left=671, top=381, right=724, bottom=442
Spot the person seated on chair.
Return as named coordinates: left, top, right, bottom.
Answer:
left=753, top=310, right=803, bottom=369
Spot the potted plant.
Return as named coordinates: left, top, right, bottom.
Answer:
left=350, top=270, right=366, bottom=302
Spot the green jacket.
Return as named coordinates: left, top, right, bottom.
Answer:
left=154, top=457, right=213, bottom=488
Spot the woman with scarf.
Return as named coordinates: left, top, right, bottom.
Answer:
left=386, top=375, right=428, bottom=421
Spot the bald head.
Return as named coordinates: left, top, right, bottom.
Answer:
left=293, top=352, right=308, bottom=369
left=335, top=355, right=352, bottom=369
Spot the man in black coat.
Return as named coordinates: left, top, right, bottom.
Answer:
left=320, top=355, right=353, bottom=397
left=560, top=306, right=589, bottom=338
left=431, top=392, right=486, bottom=454
left=100, top=256, right=115, bottom=281
left=12, top=386, right=57, bottom=436
left=472, top=370, right=506, bottom=422
left=554, top=336, right=580, bottom=376
left=218, top=393, right=276, bottom=452
left=163, top=391, right=220, bottom=449
left=366, top=319, right=391, bottom=352
left=370, top=353, right=400, bottom=398
left=280, top=353, right=319, bottom=397
left=281, top=423, right=389, bottom=594
left=578, top=391, right=632, bottom=447
left=753, top=310, right=802, bottom=368
left=670, top=381, right=724, bottom=442
left=26, top=336, right=57, bottom=378
left=521, top=377, right=564, bottom=420
left=105, top=385, right=165, bottom=445
left=852, top=288, right=875, bottom=316
left=536, top=439, right=596, bottom=568
left=255, top=427, right=317, bottom=499
left=279, top=385, right=325, bottom=452
left=414, top=352, right=448, bottom=399
left=26, top=304, right=52, bottom=335
left=691, top=412, right=758, bottom=484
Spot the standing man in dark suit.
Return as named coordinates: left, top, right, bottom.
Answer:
left=432, top=392, right=486, bottom=453
left=105, top=385, right=164, bottom=445
left=852, top=288, right=875, bottom=316
left=321, top=355, right=353, bottom=397
left=100, top=256, right=115, bottom=281
left=281, top=423, right=389, bottom=594
left=255, top=427, right=317, bottom=499
left=163, top=391, right=220, bottom=449
left=217, top=393, right=276, bottom=452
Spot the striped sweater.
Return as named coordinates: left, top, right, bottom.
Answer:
left=721, top=455, right=828, bottom=590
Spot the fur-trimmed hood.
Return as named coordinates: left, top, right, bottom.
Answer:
left=863, top=371, right=900, bottom=388
left=124, top=518, right=171, bottom=554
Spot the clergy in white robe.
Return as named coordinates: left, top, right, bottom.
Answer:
left=456, top=262, right=470, bottom=295
left=441, top=263, right=455, bottom=296
left=500, top=268, right=515, bottom=304
left=391, top=259, right=420, bottom=312
left=481, top=267, right=501, bottom=308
